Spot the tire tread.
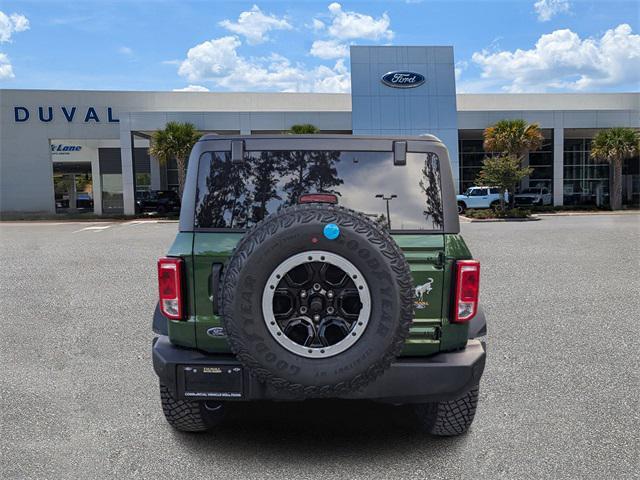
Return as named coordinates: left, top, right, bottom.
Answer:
left=415, top=386, right=479, bottom=436
left=160, top=383, right=210, bottom=432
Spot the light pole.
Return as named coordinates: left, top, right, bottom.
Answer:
left=375, top=194, right=397, bottom=229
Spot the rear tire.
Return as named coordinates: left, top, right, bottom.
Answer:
left=160, top=383, right=225, bottom=432
left=413, top=385, right=479, bottom=436
left=490, top=201, right=502, bottom=212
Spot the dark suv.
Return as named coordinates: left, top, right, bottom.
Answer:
left=152, top=135, right=486, bottom=436
left=136, top=190, right=181, bottom=215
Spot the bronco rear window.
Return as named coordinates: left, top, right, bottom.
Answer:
left=194, top=150, right=443, bottom=231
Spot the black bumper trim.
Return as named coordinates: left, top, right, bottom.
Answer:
left=152, top=336, right=486, bottom=404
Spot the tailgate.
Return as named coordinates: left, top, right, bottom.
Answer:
left=192, top=232, right=445, bottom=355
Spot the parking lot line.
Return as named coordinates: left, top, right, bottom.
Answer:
left=72, top=225, right=112, bottom=233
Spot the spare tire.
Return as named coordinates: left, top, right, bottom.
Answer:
left=219, top=203, right=414, bottom=396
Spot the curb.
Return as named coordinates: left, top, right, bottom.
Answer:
left=460, top=215, right=540, bottom=223
left=0, top=216, right=179, bottom=223
left=535, top=211, right=639, bottom=217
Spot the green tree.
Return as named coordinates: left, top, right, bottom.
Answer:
left=149, top=122, right=201, bottom=197
left=590, top=127, right=640, bottom=210
left=289, top=124, right=319, bottom=134
left=476, top=156, right=533, bottom=210
left=483, top=119, right=544, bottom=207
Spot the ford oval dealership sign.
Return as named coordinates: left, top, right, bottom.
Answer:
left=381, top=71, right=426, bottom=88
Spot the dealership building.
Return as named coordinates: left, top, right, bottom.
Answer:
left=1, top=45, right=638, bottom=216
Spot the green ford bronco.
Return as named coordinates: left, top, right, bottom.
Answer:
left=152, top=135, right=486, bottom=436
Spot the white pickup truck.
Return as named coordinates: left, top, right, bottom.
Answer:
left=514, top=187, right=553, bottom=206
left=456, top=187, right=507, bottom=213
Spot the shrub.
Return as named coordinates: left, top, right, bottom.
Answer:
left=464, top=208, right=531, bottom=219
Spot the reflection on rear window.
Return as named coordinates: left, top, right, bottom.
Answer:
left=194, top=151, right=443, bottom=231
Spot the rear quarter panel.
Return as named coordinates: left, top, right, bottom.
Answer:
left=439, top=234, right=473, bottom=350
left=166, top=232, right=197, bottom=347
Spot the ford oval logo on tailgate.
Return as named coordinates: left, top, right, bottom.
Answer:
left=381, top=71, right=425, bottom=88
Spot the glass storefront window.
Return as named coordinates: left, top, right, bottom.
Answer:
left=459, top=132, right=553, bottom=197
left=101, top=174, right=124, bottom=213
left=563, top=137, right=610, bottom=206
left=166, top=157, right=179, bottom=191
left=526, top=135, right=553, bottom=194
left=133, top=147, right=151, bottom=192
left=459, top=139, right=490, bottom=193
left=52, top=162, right=94, bottom=213
left=136, top=173, right=151, bottom=191
left=99, top=148, right=124, bottom=214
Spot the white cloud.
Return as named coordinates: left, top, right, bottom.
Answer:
left=178, top=36, right=243, bottom=82
left=177, top=35, right=350, bottom=93
left=308, top=4, right=393, bottom=59
left=118, top=46, right=133, bottom=56
left=0, top=11, right=29, bottom=43
left=533, top=0, right=570, bottom=22
left=173, top=85, right=210, bottom=92
left=219, top=5, right=291, bottom=45
left=311, top=18, right=325, bottom=31
left=310, top=59, right=351, bottom=93
left=471, top=24, right=640, bottom=92
left=324, top=3, right=393, bottom=41
left=0, top=52, right=14, bottom=79
left=310, top=39, right=349, bottom=59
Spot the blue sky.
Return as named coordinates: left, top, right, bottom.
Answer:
left=0, top=0, right=638, bottom=93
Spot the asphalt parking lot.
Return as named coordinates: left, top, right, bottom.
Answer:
left=1, top=215, right=638, bottom=479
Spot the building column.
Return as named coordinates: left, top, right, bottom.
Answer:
left=120, top=116, right=136, bottom=215
left=553, top=127, right=564, bottom=206
left=91, top=149, right=103, bottom=215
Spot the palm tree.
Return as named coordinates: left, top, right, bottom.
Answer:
left=590, top=127, right=640, bottom=210
left=290, top=124, right=319, bottom=134
left=483, top=119, right=544, bottom=207
left=149, top=122, right=201, bottom=197
left=483, top=119, right=544, bottom=159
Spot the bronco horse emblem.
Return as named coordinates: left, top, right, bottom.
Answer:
left=414, top=278, right=434, bottom=309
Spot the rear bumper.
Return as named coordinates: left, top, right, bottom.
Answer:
left=152, top=336, right=486, bottom=404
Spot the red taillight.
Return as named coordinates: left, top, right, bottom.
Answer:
left=158, top=257, right=184, bottom=320
left=454, top=260, right=480, bottom=323
left=298, top=193, right=338, bottom=204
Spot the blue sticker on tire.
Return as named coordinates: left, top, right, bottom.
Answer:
left=323, top=223, right=340, bottom=240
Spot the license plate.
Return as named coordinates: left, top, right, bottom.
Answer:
left=182, top=365, right=243, bottom=399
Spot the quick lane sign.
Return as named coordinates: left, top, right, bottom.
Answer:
left=14, top=106, right=119, bottom=123
left=381, top=71, right=426, bottom=89
left=51, top=144, right=82, bottom=154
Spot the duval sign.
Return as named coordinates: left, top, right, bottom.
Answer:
left=381, top=71, right=426, bottom=88
left=13, top=106, right=119, bottom=123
